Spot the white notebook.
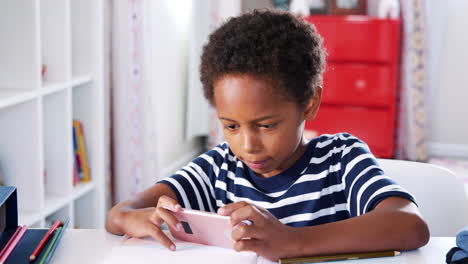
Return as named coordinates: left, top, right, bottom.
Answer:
left=101, top=231, right=275, bottom=264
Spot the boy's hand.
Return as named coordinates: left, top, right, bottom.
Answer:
left=218, top=201, right=301, bottom=261
left=120, top=195, right=183, bottom=251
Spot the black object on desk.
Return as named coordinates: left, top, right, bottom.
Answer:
left=0, top=186, right=67, bottom=264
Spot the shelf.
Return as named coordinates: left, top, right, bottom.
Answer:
left=70, top=74, right=93, bottom=87
left=45, top=205, right=72, bottom=227
left=42, top=81, right=70, bottom=96
left=0, top=89, right=38, bottom=109
left=44, top=182, right=95, bottom=217
left=0, top=100, right=44, bottom=214
left=41, top=75, right=93, bottom=97
left=72, top=181, right=96, bottom=200
left=43, top=89, right=72, bottom=197
left=0, top=0, right=40, bottom=90
left=40, top=0, right=70, bottom=83
left=74, top=186, right=97, bottom=228
left=0, top=0, right=106, bottom=229
left=44, top=193, right=71, bottom=217
left=19, top=210, right=43, bottom=227
left=71, top=0, right=94, bottom=77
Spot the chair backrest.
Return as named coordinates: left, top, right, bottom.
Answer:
left=377, top=158, right=468, bottom=237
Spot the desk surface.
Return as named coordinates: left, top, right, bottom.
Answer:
left=52, top=229, right=454, bottom=264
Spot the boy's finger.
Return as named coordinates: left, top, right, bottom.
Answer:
left=217, top=201, right=249, bottom=216
left=230, top=204, right=263, bottom=226
left=157, top=195, right=182, bottom=212
left=156, top=206, right=183, bottom=231
left=149, top=210, right=164, bottom=226
left=231, top=223, right=261, bottom=241
left=233, top=238, right=263, bottom=253
left=147, top=224, right=177, bottom=251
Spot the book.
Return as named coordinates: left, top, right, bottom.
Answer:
left=101, top=231, right=402, bottom=264
left=101, top=231, right=275, bottom=264
left=72, top=126, right=80, bottom=185
left=73, top=120, right=91, bottom=182
left=72, top=121, right=84, bottom=181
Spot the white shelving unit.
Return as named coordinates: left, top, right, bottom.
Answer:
left=0, top=0, right=107, bottom=229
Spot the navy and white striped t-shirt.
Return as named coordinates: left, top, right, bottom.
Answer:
left=159, top=133, right=415, bottom=227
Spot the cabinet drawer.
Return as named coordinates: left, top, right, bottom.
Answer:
left=306, top=16, right=400, bottom=63
left=322, top=63, right=395, bottom=107
left=305, top=105, right=395, bottom=157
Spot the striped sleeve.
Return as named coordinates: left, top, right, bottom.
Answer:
left=339, top=135, right=416, bottom=217
left=157, top=144, right=227, bottom=212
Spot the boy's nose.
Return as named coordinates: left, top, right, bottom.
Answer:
left=242, top=131, right=261, bottom=154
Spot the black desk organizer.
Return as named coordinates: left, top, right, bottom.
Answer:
left=0, top=186, right=66, bottom=264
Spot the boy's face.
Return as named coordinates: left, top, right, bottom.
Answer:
left=213, top=74, right=321, bottom=178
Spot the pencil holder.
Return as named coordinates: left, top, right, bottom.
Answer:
left=0, top=186, right=67, bottom=264
left=0, top=186, right=18, bottom=234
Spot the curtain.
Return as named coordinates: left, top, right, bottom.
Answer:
left=111, top=1, right=202, bottom=203
left=111, top=0, right=148, bottom=203
left=395, top=0, right=429, bottom=161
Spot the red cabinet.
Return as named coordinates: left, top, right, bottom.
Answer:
left=305, top=16, right=400, bottom=158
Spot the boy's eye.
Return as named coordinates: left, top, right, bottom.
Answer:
left=258, top=123, right=277, bottom=129
left=224, top=124, right=238, bottom=130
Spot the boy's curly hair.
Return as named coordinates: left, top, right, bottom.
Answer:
left=200, top=9, right=325, bottom=108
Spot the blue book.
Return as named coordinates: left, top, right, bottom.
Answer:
left=72, top=125, right=84, bottom=180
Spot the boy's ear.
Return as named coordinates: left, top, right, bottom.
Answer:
left=303, top=87, right=322, bottom=121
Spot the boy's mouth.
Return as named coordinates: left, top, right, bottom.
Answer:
left=245, top=159, right=270, bottom=170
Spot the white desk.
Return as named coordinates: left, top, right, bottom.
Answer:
left=51, top=229, right=455, bottom=264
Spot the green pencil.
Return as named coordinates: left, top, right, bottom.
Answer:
left=279, top=250, right=401, bottom=264
left=38, top=226, right=63, bottom=264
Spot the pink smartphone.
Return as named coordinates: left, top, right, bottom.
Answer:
left=167, top=208, right=235, bottom=249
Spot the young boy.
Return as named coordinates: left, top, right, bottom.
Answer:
left=106, top=9, right=429, bottom=261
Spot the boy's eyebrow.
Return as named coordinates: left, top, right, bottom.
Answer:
left=219, top=115, right=278, bottom=122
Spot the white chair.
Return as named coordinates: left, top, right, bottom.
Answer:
left=377, top=158, right=468, bottom=237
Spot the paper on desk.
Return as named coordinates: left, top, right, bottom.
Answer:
left=100, top=231, right=272, bottom=264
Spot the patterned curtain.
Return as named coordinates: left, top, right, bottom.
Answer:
left=111, top=0, right=158, bottom=203
left=395, top=0, right=428, bottom=161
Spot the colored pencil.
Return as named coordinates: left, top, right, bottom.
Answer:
left=29, top=220, right=62, bottom=261
left=41, top=218, right=69, bottom=264
left=37, top=226, right=62, bottom=264
left=279, top=250, right=401, bottom=264
left=0, top=226, right=21, bottom=258
left=0, top=225, right=28, bottom=264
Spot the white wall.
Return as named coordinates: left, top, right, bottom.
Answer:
left=186, top=0, right=241, bottom=139
left=426, top=0, right=468, bottom=158
left=146, top=1, right=203, bottom=187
